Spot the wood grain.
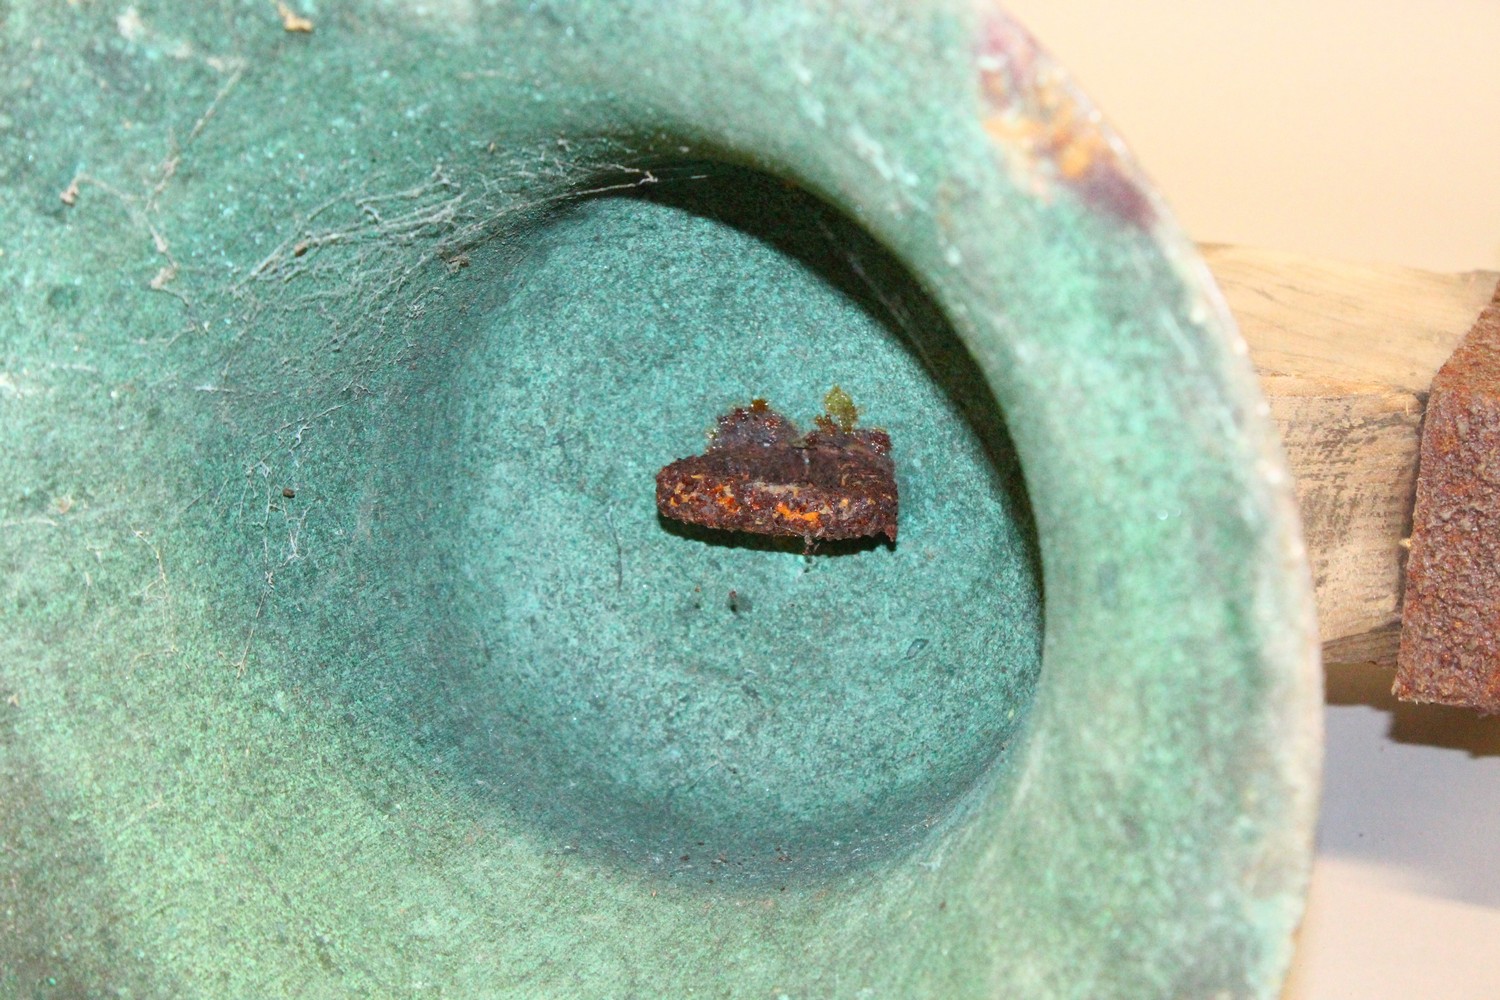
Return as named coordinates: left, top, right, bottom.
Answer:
left=1202, top=245, right=1500, bottom=665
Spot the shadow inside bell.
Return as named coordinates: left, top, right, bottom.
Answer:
left=655, top=514, right=893, bottom=557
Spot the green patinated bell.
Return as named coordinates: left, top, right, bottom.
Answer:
left=0, top=2, right=1319, bottom=997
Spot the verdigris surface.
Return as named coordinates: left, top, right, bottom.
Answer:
left=0, top=1, right=1320, bottom=996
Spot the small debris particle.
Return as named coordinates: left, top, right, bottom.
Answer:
left=293, top=240, right=310, bottom=257
left=282, top=487, right=296, bottom=498
left=276, top=1, right=314, bottom=32
left=728, top=589, right=751, bottom=614
left=656, top=389, right=898, bottom=544
left=59, top=177, right=80, bottom=206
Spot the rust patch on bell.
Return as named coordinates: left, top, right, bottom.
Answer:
left=1395, top=283, right=1500, bottom=711
left=655, top=388, right=898, bottom=546
left=975, top=11, right=1155, bottom=230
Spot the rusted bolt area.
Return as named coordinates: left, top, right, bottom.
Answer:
left=1396, top=285, right=1500, bottom=711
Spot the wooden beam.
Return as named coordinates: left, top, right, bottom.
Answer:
left=1202, top=245, right=1500, bottom=666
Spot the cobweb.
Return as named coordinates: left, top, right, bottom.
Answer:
left=190, top=144, right=702, bottom=668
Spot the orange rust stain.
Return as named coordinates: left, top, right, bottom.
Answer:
left=981, top=63, right=1117, bottom=189
left=982, top=113, right=1043, bottom=149
left=712, top=485, right=740, bottom=512
left=1049, top=106, right=1107, bottom=180
left=983, top=107, right=1106, bottom=183
left=775, top=502, right=822, bottom=527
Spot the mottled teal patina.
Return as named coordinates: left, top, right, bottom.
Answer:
left=0, top=2, right=1319, bottom=996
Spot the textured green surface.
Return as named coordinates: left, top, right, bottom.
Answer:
left=1, top=1, right=1319, bottom=997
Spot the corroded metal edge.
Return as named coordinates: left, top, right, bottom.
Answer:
left=1395, top=284, right=1500, bottom=710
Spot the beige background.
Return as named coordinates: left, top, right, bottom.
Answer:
left=1000, top=3, right=1500, bottom=997
left=1006, top=0, right=1500, bottom=272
